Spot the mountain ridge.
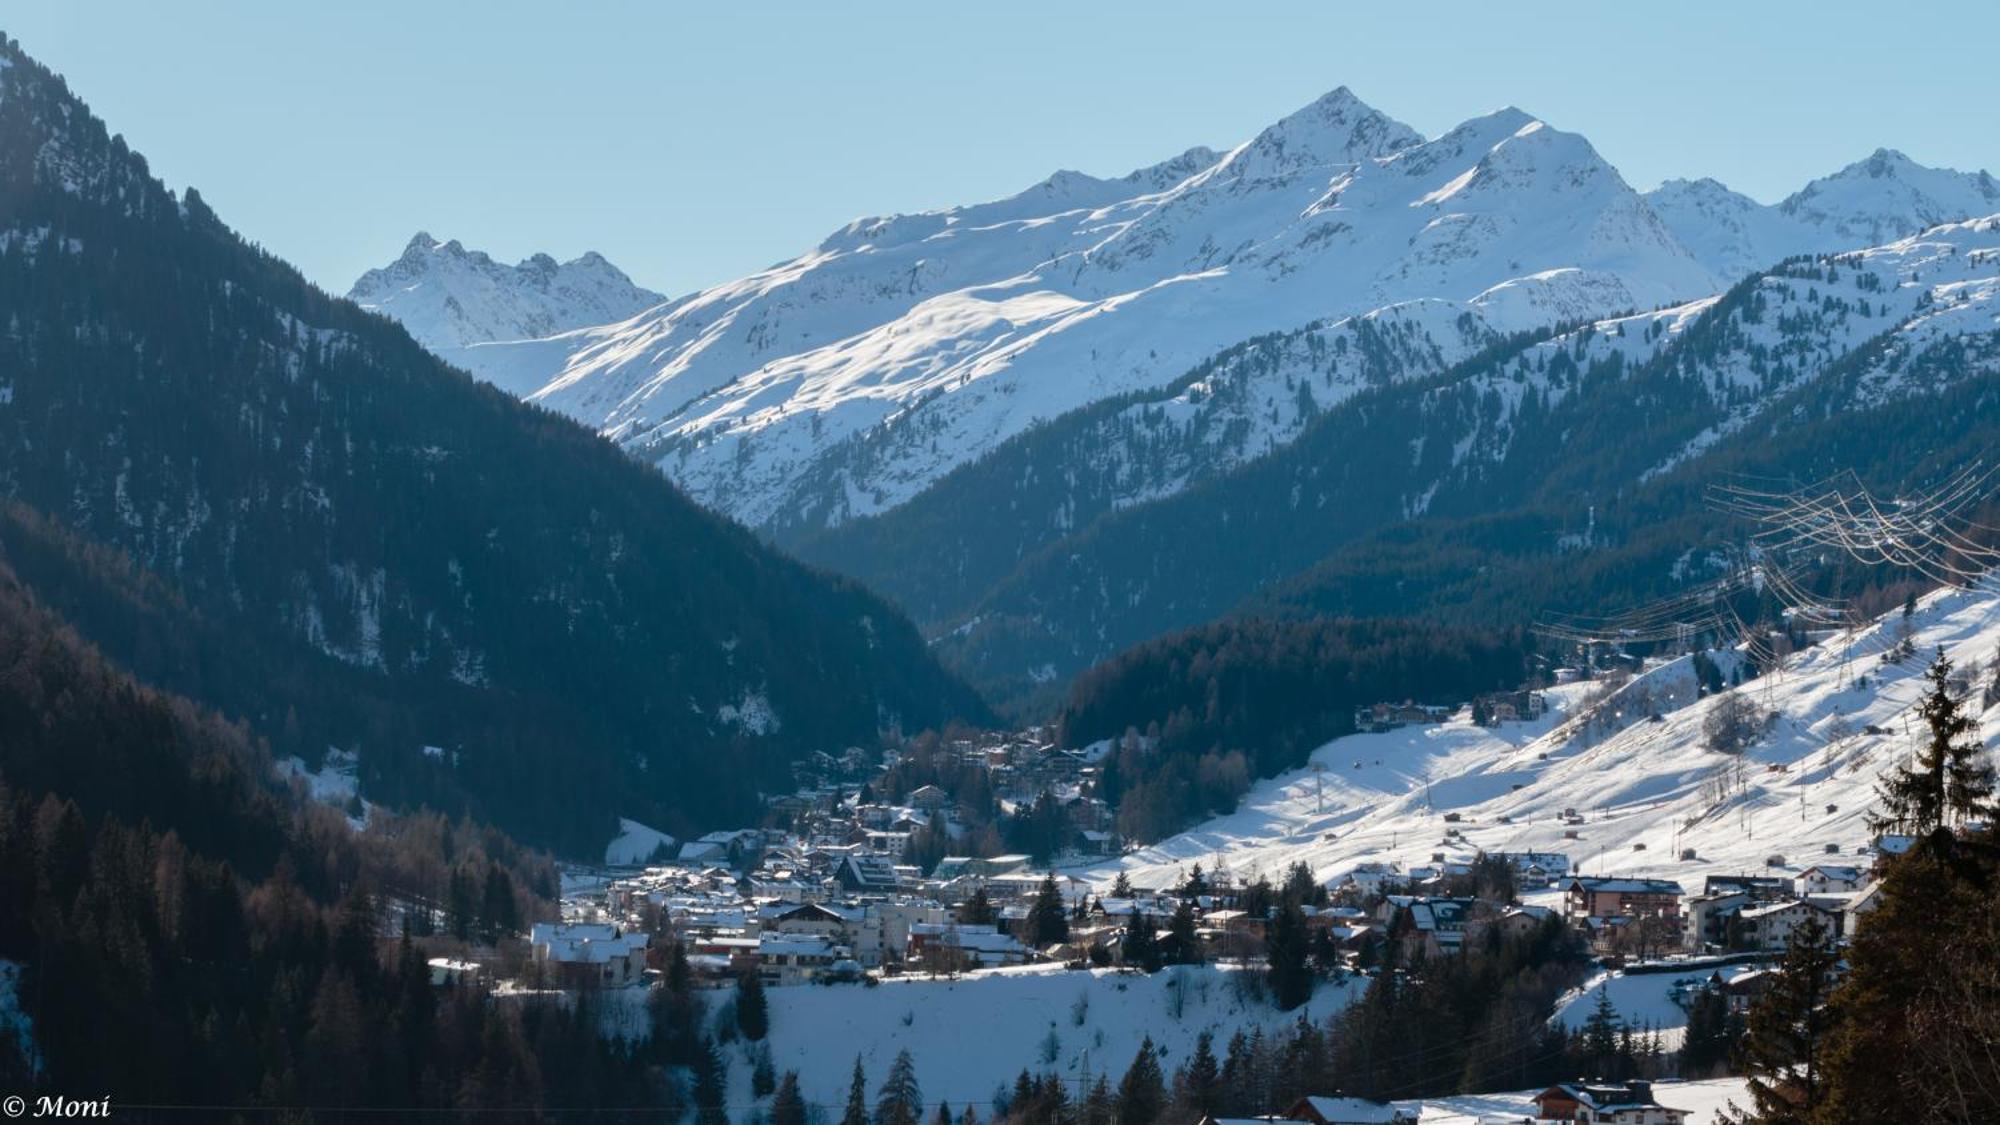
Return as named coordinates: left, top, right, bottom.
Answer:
left=0, top=33, right=985, bottom=853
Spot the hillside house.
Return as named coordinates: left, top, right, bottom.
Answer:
left=1736, top=899, right=1838, bottom=952
left=1683, top=891, right=1753, bottom=952
left=1496, top=851, right=1573, bottom=888
left=1379, top=895, right=1476, bottom=960
left=756, top=933, right=842, bottom=985
left=906, top=922, right=1035, bottom=970
left=835, top=853, right=904, bottom=894
left=1563, top=877, right=1683, bottom=924
left=528, top=922, right=650, bottom=988
left=1793, top=865, right=1863, bottom=896
left=1285, top=1094, right=1419, bottom=1123
left=1531, top=1080, right=1688, bottom=1123
left=1702, top=874, right=1791, bottom=902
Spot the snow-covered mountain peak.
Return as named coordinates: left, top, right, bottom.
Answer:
left=348, top=234, right=664, bottom=358
left=1225, top=85, right=1421, bottom=178
left=1780, top=149, right=2000, bottom=249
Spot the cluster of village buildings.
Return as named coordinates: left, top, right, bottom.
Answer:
left=493, top=806, right=1901, bottom=1000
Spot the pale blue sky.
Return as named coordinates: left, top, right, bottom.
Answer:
left=10, top=2, right=1998, bottom=297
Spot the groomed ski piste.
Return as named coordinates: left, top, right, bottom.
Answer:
left=1083, top=578, right=2000, bottom=895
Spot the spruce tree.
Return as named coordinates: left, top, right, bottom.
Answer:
left=1580, top=987, right=1623, bottom=1078
left=1164, top=899, right=1200, bottom=965
left=1873, top=648, right=1994, bottom=837
left=1029, top=876, right=1070, bottom=946
left=1265, top=901, right=1313, bottom=1010
left=693, top=1038, right=730, bottom=1125
left=875, top=1049, right=922, bottom=1125
left=1180, top=1030, right=1220, bottom=1117
left=1721, top=914, right=1839, bottom=1124
left=1082, top=1076, right=1115, bottom=1125
left=772, top=1072, right=807, bottom=1125
left=1111, top=871, right=1134, bottom=898
left=841, top=1056, right=870, bottom=1125
left=958, top=886, right=996, bottom=926
left=1121, top=912, right=1162, bottom=973
left=736, top=969, right=770, bottom=1042
left=1116, top=1036, right=1166, bottom=1125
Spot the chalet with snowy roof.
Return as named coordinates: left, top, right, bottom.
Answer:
left=906, top=784, right=950, bottom=810
left=1793, top=864, right=1864, bottom=896
left=1495, top=851, right=1572, bottom=887
left=760, top=901, right=856, bottom=941
left=1531, top=1080, right=1688, bottom=1123
left=528, top=922, right=650, bottom=988
left=1563, top=877, right=1683, bottom=924
left=1330, top=861, right=1402, bottom=895
left=1284, top=1094, right=1419, bottom=1123
left=834, top=853, right=904, bottom=894
left=1379, top=895, right=1476, bottom=960
left=1354, top=700, right=1452, bottom=733
left=1701, top=874, right=1791, bottom=902
left=906, top=922, right=1035, bottom=970
left=756, top=933, right=843, bottom=985
left=1736, top=898, right=1838, bottom=951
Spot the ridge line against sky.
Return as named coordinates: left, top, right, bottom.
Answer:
left=9, top=0, right=1998, bottom=298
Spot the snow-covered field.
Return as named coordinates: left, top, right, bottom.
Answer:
left=1548, top=963, right=1772, bottom=1051
left=605, top=817, right=677, bottom=866
left=1417, top=1077, right=1747, bottom=1123
left=747, top=963, right=1359, bottom=1110
left=1077, top=578, right=2000, bottom=897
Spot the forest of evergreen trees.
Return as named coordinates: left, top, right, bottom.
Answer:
left=0, top=542, right=668, bottom=1111
left=1057, top=617, right=1531, bottom=841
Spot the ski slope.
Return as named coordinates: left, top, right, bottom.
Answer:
left=1080, top=579, right=2000, bottom=895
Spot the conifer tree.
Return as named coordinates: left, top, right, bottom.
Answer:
left=1163, top=899, right=1201, bottom=965
left=1081, top=1076, right=1115, bottom=1125
left=841, top=1056, right=871, bottom=1125
left=1028, top=876, right=1069, bottom=946
left=957, top=886, right=996, bottom=926
left=1721, top=914, right=1839, bottom=1124
left=736, top=969, right=769, bottom=1042
left=1580, top=987, right=1624, bottom=1078
left=1116, top=1036, right=1166, bottom=1125
left=875, top=1049, right=922, bottom=1125
left=1873, top=648, right=1994, bottom=837
left=692, top=1038, right=730, bottom=1125
left=1125, top=912, right=1166, bottom=972
left=1178, top=1031, right=1220, bottom=1118
left=1265, top=900, right=1313, bottom=1010
left=1111, top=871, right=1134, bottom=898
left=772, top=1072, right=807, bottom=1125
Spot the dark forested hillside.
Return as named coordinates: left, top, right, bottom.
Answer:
left=0, top=539, right=662, bottom=1112
left=0, top=36, right=986, bottom=853
left=1056, top=618, right=1531, bottom=840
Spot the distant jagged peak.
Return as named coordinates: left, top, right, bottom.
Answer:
left=349, top=233, right=662, bottom=352
left=1223, top=85, right=1422, bottom=178
left=1781, top=148, right=2000, bottom=244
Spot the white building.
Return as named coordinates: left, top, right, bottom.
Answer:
left=528, top=922, right=650, bottom=988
